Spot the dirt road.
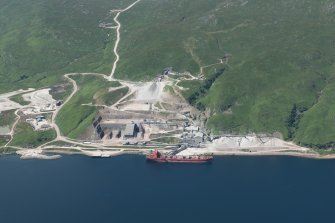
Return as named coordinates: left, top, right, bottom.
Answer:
left=51, top=73, right=78, bottom=139
left=109, top=0, right=142, bottom=79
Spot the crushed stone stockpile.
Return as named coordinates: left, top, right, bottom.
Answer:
left=135, top=82, right=165, bottom=102
left=211, top=136, right=287, bottom=149
left=22, top=89, right=55, bottom=107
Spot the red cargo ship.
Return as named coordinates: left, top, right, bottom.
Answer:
left=146, top=150, right=213, bottom=163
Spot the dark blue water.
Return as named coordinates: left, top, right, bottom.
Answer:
left=0, top=155, right=334, bottom=223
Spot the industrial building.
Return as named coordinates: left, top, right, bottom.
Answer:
left=194, top=132, right=204, bottom=144
left=93, top=121, right=143, bottom=140
left=123, top=124, right=139, bottom=139
left=26, top=115, right=51, bottom=131
left=185, top=125, right=199, bottom=132
left=181, top=131, right=204, bottom=147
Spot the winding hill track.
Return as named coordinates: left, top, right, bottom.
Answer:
left=52, top=73, right=78, bottom=139
left=49, top=0, right=142, bottom=143
left=5, top=110, right=20, bottom=147
left=109, top=0, right=142, bottom=79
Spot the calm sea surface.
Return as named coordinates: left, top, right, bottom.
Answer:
left=0, top=155, right=334, bottom=223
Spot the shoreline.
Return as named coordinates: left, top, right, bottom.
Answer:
left=212, top=151, right=335, bottom=160
left=1, top=148, right=335, bottom=160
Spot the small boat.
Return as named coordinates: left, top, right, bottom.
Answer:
left=146, top=149, right=213, bottom=163
left=101, top=154, right=111, bottom=158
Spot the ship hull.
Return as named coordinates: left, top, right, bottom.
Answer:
left=146, top=156, right=213, bottom=163
left=146, top=149, right=213, bottom=163
left=147, top=158, right=212, bottom=163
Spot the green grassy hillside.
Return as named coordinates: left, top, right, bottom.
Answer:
left=9, top=122, right=56, bottom=148
left=0, top=0, right=133, bottom=93
left=55, top=75, right=120, bottom=139
left=115, top=0, right=335, bottom=147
